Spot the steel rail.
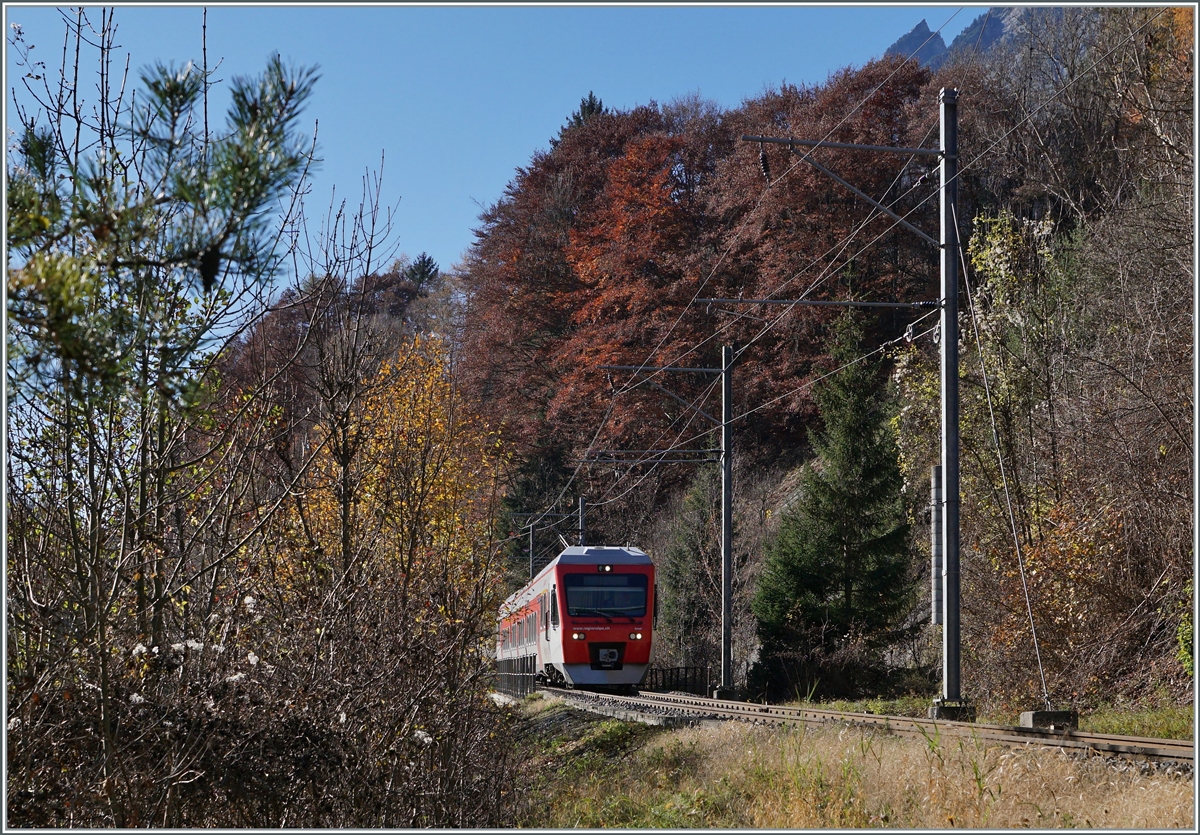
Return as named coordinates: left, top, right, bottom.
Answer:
left=543, top=688, right=1194, bottom=765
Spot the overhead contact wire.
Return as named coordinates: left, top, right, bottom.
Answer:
left=607, top=8, right=962, bottom=399
left=534, top=9, right=1166, bottom=561
left=724, top=6, right=1167, bottom=372
left=505, top=8, right=970, bottom=540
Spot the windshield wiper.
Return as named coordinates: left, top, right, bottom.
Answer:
left=572, top=608, right=613, bottom=621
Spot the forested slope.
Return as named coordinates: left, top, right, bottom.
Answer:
left=458, top=7, right=1194, bottom=710
left=4, top=6, right=1191, bottom=828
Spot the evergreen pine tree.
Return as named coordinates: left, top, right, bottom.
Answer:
left=567, top=91, right=606, bottom=128
left=752, top=311, right=913, bottom=672
left=403, top=252, right=440, bottom=291
left=550, top=91, right=607, bottom=147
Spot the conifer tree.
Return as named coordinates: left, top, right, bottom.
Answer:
left=752, top=311, right=913, bottom=664
left=569, top=91, right=606, bottom=127
left=550, top=91, right=607, bottom=146
left=403, top=252, right=440, bottom=291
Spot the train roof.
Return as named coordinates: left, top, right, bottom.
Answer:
left=500, top=546, right=653, bottom=614
left=552, top=545, right=652, bottom=566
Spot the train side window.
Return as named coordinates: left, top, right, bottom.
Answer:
left=550, top=584, right=559, bottom=627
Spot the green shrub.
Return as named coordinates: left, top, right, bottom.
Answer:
left=1176, top=580, right=1193, bottom=678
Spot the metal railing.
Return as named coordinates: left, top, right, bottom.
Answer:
left=496, top=655, right=537, bottom=698
left=643, top=665, right=711, bottom=696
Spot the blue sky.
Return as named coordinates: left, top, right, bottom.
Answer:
left=5, top=3, right=983, bottom=276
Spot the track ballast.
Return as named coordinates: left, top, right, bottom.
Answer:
left=541, top=687, right=1194, bottom=772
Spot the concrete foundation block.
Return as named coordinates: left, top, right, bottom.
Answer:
left=928, top=702, right=977, bottom=722
left=1019, top=709, right=1078, bottom=730
left=711, top=687, right=734, bottom=701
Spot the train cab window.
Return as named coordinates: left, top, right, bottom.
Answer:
left=563, top=573, right=648, bottom=618
left=550, top=585, right=559, bottom=626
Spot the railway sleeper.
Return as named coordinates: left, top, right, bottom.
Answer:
left=540, top=687, right=1194, bottom=772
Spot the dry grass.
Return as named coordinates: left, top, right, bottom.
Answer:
left=734, top=723, right=1193, bottom=829
left=521, top=709, right=1195, bottom=829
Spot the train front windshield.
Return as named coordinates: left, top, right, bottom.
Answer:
left=563, top=573, right=648, bottom=618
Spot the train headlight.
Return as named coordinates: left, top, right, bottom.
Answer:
left=629, top=632, right=643, bottom=640
left=571, top=632, right=587, bottom=641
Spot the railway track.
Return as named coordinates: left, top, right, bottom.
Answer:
left=543, top=687, right=1195, bottom=768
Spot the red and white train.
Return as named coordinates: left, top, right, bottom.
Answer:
left=496, top=546, right=655, bottom=691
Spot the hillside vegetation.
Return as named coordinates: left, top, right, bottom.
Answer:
left=459, top=6, right=1193, bottom=714
left=7, top=11, right=513, bottom=826
left=512, top=696, right=1193, bottom=829
left=5, top=6, right=1191, bottom=827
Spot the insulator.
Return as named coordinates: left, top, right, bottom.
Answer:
left=759, top=145, right=770, bottom=184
